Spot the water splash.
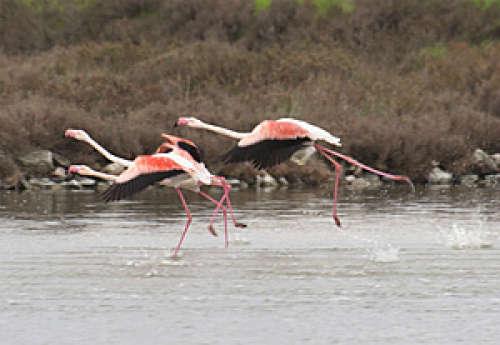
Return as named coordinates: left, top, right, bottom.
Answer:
left=368, top=244, right=400, bottom=263
left=231, top=233, right=251, bottom=246
left=443, top=223, right=492, bottom=250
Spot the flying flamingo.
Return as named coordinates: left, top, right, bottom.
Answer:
left=65, top=129, right=245, bottom=230
left=65, top=130, right=244, bottom=256
left=175, top=117, right=414, bottom=226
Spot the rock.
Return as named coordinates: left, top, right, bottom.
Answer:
left=344, top=175, right=356, bottom=183
left=364, top=174, right=382, bottom=186
left=459, top=174, right=479, bottom=186
left=344, top=175, right=378, bottom=189
left=18, top=150, right=55, bottom=176
left=278, top=177, right=289, bottom=185
left=77, top=177, right=97, bottom=187
left=18, top=178, right=30, bottom=190
left=52, top=167, right=67, bottom=178
left=0, top=151, right=26, bottom=190
left=103, top=162, right=125, bottom=175
left=52, top=153, right=70, bottom=167
left=61, top=180, right=82, bottom=190
left=225, top=178, right=241, bottom=186
left=428, top=167, right=453, bottom=184
left=353, top=166, right=363, bottom=177
left=28, top=177, right=57, bottom=188
left=472, top=149, right=498, bottom=174
left=239, top=181, right=249, bottom=189
left=492, top=153, right=500, bottom=166
left=351, top=177, right=372, bottom=190
left=96, top=180, right=112, bottom=191
left=1, top=175, right=29, bottom=191
left=256, top=171, right=278, bottom=187
left=483, top=174, right=500, bottom=185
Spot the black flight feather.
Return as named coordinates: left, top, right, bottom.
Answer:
left=177, top=141, right=203, bottom=163
left=222, top=138, right=311, bottom=169
left=102, top=170, right=185, bottom=202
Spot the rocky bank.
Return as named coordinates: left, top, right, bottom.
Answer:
left=1, top=148, right=499, bottom=192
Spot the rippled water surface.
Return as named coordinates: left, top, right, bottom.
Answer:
left=1, top=186, right=499, bottom=344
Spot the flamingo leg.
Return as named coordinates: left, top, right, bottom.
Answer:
left=172, top=188, right=192, bottom=257
left=208, top=178, right=247, bottom=229
left=316, top=147, right=343, bottom=227
left=200, top=191, right=228, bottom=248
left=198, top=191, right=229, bottom=239
left=221, top=179, right=247, bottom=229
left=314, top=144, right=415, bottom=192
left=224, top=201, right=228, bottom=248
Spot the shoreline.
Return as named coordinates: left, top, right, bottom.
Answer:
left=2, top=160, right=498, bottom=193
left=1, top=147, right=499, bottom=192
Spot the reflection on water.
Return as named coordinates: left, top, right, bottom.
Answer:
left=0, top=186, right=499, bottom=345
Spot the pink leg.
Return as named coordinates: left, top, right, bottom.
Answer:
left=220, top=179, right=247, bottom=229
left=172, top=188, right=192, bottom=257
left=223, top=200, right=228, bottom=248
left=208, top=177, right=247, bottom=229
left=317, top=148, right=343, bottom=227
left=198, top=190, right=229, bottom=238
left=315, top=144, right=415, bottom=192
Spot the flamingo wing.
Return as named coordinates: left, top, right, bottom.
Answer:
left=222, top=137, right=310, bottom=169
left=102, top=155, right=187, bottom=202
left=102, top=170, right=185, bottom=202
left=155, top=143, right=174, bottom=154
left=160, top=134, right=204, bottom=163
left=221, top=120, right=312, bottom=169
left=177, top=141, right=203, bottom=163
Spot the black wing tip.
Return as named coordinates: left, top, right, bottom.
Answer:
left=100, top=170, right=185, bottom=203
left=222, top=139, right=311, bottom=170
left=101, top=184, right=123, bottom=202
left=178, top=141, right=203, bottom=163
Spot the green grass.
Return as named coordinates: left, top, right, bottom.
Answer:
left=420, top=44, right=448, bottom=59
left=471, top=0, right=500, bottom=10
left=313, top=0, right=355, bottom=15
left=255, top=0, right=355, bottom=14
left=19, top=0, right=96, bottom=12
left=255, top=0, right=272, bottom=13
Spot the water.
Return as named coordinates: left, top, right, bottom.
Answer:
left=0, top=186, right=499, bottom=345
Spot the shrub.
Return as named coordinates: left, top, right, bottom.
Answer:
left=1, top=0, right=499, bottom=182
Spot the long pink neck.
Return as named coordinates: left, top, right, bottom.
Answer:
left=85, top=136, right=132, bottom=167
left=192, top=121, right=248, bottom=140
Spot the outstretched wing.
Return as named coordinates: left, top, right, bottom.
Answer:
left=102, top=169, right=185, bottom=202
left=222, top=138, right=310, bottom=169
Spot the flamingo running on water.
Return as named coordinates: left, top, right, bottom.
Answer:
left=175, top=117, right=414, bottom=226
left=65, top=129, right=245, bottom=256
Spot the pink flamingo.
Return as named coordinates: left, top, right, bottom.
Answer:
left=65, top=129, right=244, bottom=256
left=175, top=117, right=414, bottom=227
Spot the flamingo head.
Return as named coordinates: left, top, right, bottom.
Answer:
left=161, top=133, right=196, bottom=147
left=155, top=142, right=175, bottom=154
left=68, top=165, right=93, bottom=176
left=65, top=129, right=90, bottom=142
left=174, top=116, right=202, bottom=128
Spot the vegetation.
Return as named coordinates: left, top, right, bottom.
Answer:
left=1, top=0, right=500, bottom=183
